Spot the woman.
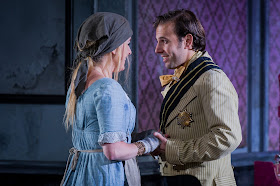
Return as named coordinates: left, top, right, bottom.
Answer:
left=61, top=12, right=159, bottom=186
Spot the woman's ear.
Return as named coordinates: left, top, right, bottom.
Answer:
left=184, top=34, right=193, bottom=49
left=111, top=49, right=117, bottom=55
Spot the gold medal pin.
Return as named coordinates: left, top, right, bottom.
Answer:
left=177, top=110, right=194, bottom=128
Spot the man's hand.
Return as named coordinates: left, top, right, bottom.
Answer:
left=150, top=132, right=168, bottom=156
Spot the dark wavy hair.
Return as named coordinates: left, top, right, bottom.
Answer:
left=153, top=9, right=206, bottom=51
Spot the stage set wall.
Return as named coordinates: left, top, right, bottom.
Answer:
left=0, top=0, right=279, bottom=185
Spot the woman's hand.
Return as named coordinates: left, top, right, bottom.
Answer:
left=150, top=132, right=168, bottom=156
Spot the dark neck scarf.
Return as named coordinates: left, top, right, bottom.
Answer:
left=73, top=12, right=133, bottom=98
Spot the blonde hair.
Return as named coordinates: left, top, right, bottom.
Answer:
left=64, top=44, right=129, bottom=130
left=113, top=44, right=131, bottom=83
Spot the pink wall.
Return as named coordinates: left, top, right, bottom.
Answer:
left=268, top=0, right=280, bottom=151
left=137, top=0, right=248, bottom=148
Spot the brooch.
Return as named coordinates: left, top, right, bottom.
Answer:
left=177, top=110, right=194, bottom=128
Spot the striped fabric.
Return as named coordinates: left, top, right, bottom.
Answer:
left=158, top=52, right=242, bottom=186
left=160, top=57, right=220, bottom=133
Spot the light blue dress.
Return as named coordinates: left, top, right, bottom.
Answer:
left=63, top=78, right=136, bottom=186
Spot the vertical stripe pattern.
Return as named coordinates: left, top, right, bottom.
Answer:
left=158, top=54, right=242, bottom=186
left=160, top=57, right=220, bottom=133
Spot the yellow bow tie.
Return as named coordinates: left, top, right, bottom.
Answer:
left=159, top=51, right=200, bottom=87
left=159, top=65, right=186, bottom=87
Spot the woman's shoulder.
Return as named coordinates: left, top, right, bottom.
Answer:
left=66, top=78, right=125, bottom=101
left=98, top=77, right=121, bottom=86
left=96, top=78, right=122, bottom=90
left=90, top=78, right=125, bottom=96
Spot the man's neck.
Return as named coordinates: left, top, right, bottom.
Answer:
left=182, top=50, right=197, bottom=68
left=187, top=50, right=196, bottom=61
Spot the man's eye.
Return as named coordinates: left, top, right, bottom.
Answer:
left=163, top=40, right=168, bottom=44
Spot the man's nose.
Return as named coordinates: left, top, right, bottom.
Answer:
left=155, top=43, right=162, bottom=54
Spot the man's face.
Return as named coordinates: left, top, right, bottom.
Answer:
left=155, top=21, right=188, bottom=69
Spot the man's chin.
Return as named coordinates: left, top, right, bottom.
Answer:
left=165, top=64, right=175, bottom=69
left=164, top=63, right=171, bottom=69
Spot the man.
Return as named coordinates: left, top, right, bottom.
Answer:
left=152, top=9, right=242, bottom=186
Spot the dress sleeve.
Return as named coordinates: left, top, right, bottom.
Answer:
left=94, top=81, right=129, bottom=145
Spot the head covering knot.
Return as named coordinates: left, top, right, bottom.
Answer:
left=73, top=12, right=133, bottom=98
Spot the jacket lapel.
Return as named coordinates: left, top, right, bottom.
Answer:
left=159, top=57, right=220, bottom=133
left=165, top=86, right=197, bottom=126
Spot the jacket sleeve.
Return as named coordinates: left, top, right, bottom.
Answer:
left=165, top=70, right=242, bottom=165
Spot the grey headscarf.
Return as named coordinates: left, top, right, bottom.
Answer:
left=73, top=12, right=133, bottom=98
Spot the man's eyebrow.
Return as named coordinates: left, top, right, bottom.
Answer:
left=156, top=36, right=169, bottom=41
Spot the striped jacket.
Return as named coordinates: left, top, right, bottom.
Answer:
left=158, top=52, right=242, bottom=186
